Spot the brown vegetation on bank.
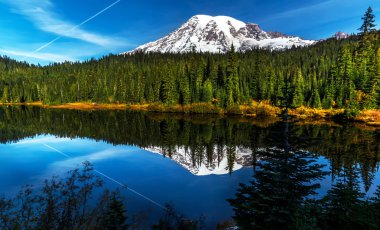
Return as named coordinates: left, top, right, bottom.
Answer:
left=0, top=101, right=379, bottom=128
left=355, top=110, right=380, bottom=127
left=288, top=106, right=344, bottom=120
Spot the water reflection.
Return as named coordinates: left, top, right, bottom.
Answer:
left=0, top=106, right=379, bottom=228
left=0, top=107, right=378, bottom=178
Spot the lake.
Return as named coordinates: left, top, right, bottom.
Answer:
left=0, top=106, right=379, bottom=228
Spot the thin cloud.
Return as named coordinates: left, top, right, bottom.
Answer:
left=34, top=148, right=138, bottom=180
left=15, top=136, right=72, bottom=145
left=2, top=0, right=125, bottom=47
left=1, top=49, right=76, bottom=63
left=270, top=0, right=335, bottom=20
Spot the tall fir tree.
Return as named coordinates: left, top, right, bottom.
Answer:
left=291, top=69, right=305, bottom=108
left=309, top=71, right=322, bottom=108
left=226, top=44, right=240, bottom=107
left=103, top=193, right=128, bottom=230
left=359, top=7, right=376, bottom=36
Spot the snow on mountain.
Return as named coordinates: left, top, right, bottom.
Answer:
left=128, top=15, right=316, bottom=54
left=334, top=31, right=349, bottom=40
left=143, top=145, right=311, bottom=176
left=144, top=146, right=255, bottom=176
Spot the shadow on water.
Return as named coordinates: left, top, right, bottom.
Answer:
left=0, top=106, right=379, bottom=229
left=228, top=109, right=380, bottom=230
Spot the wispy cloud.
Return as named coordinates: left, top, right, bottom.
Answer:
left=34, top=148, right=138, bottom=180
left=269, top=0, right=335, bottom=20
left=1, top=48, right=76, bottom=63
left=1, top=0, right=125, bottom=47
left=15, top=136, right=72, bottom=145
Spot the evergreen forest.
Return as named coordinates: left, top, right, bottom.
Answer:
left=0, top=8, right=379, bottom=113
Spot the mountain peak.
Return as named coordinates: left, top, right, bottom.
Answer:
left=128, top=15, right=316, bottom=54
left=334, top=31, right=349, bottom=40
left=190, top=15, right=247, bottom=29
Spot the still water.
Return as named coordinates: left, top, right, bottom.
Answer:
left=0, top=106, right=379, bottom=227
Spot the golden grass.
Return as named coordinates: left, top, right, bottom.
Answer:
left=147, top=102, right=223, bottom=114
left=1, top=101, right=379, bottom=128
left=240, top=100, right=281, bottom=118
left=0, top=101, right=44, bottom=106
left=47, top=102, right=130, bottom=110
left=289, top=106, right=344, bottom=120
left=355, top=110, right=380, bottom=126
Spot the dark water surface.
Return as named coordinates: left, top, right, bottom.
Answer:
left=0, top=106, right=379, bottom=227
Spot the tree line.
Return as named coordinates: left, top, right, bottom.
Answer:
left=0, top=8, right=378, bottom=112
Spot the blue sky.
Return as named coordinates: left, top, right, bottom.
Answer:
left=0, top=0, right=378, bottom=65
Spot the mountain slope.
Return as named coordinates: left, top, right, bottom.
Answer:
left=145, top=146, right=254, bottom=176
left=129, top=15, right=316, bottom=53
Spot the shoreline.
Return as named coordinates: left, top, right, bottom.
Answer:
left=1, top=102, right=379, bottom=128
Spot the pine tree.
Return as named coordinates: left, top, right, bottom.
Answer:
left=179, top=67, right=191, bottom=105
left=201, top=79, right=213, bottom=102
left=336, top=45, right=355, bottom=107
left=359, top=7, right=376, bottom=36
left=228, top=113, right=327, bottom=229
left=357, top=7, right=377, bottom=97
left=323, top=67, right=335, bottom=109
left=367, top=48, right=380, bottom=108
left=291, top=69, right=304, bottom=108
left=226, top=44, right=239, bottom=107
left=160, top=68, right=174, bottom=104
left=321, top=166, right=366, bottom=229
left=1, top=85, right=9, bottom=103
left=216, top=64, right=224, bottom=88
left=309, top=71, right=322, bottom=108
left=103, top=193, right=128, bottom=230
left=370, top=186, right=380, bottom=227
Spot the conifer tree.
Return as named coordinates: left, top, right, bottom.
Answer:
left=103, top=193, right=128, bottom=230
left=201, top=79, right=213, bottom=102
left=357, top=7, right=377, bottom=94
left=337, top=45, right=355, bottom=106
left=370, top=186, right=380, bottom=227
left=321, top=166, right=366, bottom=229
left=359, top=7, right=376, bottom=36
left=226, top=44, right=239, bottom=107
left=367, top=48, right=380, bottom=108
left=1, top=85, right=9, bottom=103
left=323, top=66, right=336, bottom=109
left=309, top=71, right=322, bottom=108
left=228, top=109, right=326, bottom=229
left=160, top=69, right=174, bottom=104
left=291, top=69, right=304, bottom=107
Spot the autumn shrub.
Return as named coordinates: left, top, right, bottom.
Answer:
left=256, top=103, right=279, bottom=118
left=147, top=103, right=167, bottom=112
left=188, top=103, right=222, bottom=114
left=227, top=105, right=243, bottom=115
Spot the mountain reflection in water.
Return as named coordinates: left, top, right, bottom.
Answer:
left=0, top=106, right=379, bottom=228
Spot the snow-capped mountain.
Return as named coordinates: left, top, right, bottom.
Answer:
left=128, top=15, right=316, bottom=54
left=334, top=31, right=349, bottom=40
left=144, top=146, right=255, bottom=176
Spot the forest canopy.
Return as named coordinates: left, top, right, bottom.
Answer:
left=0, top=7, right=379, bottom=112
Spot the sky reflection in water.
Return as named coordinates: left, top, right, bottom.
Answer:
left=0, top=135, right=253, bottom=226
